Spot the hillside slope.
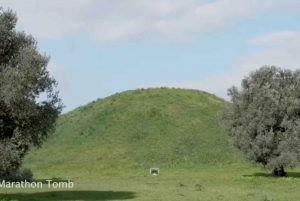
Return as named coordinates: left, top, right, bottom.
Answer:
left=24, top=88, right=239, bottom=177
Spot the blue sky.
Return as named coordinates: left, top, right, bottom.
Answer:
left=2, top=0, right=300, bottom=113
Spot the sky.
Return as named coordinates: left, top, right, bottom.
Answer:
left=1, top=0, right=300, bottom=113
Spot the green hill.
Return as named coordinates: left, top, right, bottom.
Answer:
left=24, top=88, right=240, bottom=178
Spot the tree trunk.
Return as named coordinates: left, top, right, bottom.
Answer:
left=272, top=166, right=286, bottom=177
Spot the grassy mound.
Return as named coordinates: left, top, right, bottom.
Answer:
left=24, top=88, right=240, bottom=177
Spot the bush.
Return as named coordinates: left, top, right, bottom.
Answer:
left=19, top=168, right=33, bottom=181
left=0, top=198, right=12, bottom=201
left=0, top=168, right=33, bottom=182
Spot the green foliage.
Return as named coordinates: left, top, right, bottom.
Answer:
left=221, top=66, right=300, bottom=176
left=0, top=198, right=11, bottom=201
left=0, top=167, right=33, bottom=182
left=0, top=8, right=63, bottom=176
left=24, top=88, right=238, bottom=177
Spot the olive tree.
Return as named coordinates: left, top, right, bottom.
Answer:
left=0, top=8, right=63, bottom=177
left=221, top=66, right=300, bottom=176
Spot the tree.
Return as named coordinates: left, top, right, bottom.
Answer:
left=221, top=66, right=300, bottom=176
left=0, top=8, right=63, bottom=177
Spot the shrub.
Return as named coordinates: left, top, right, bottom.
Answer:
left=0, top=168, right=33, bottom=182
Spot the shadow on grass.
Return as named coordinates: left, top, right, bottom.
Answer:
left=33, top=178, right=73, bottom=184
left=243, top=172, right=300, bottom=178
left=1, top=190, right=136, bottom=201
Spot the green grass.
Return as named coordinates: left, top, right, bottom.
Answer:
left=1, top=165, right=300, bottom=200
left=1, top=88, right=300, bottom=200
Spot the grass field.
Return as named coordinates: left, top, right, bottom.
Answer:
left=1, top=165, right=300, bottom=201
left=1, top=88, right=300, bottom=201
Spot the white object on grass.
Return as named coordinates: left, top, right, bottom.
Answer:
left=150, top=168, right=159, bottom=175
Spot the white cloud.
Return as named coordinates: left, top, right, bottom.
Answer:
left=243, top=31, right=300, bottom=70
left=249, top=31, right=300, bottom=49
left=152, top=31, right=300, bottom=100
left=1, top=0, right=300, bottom=41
